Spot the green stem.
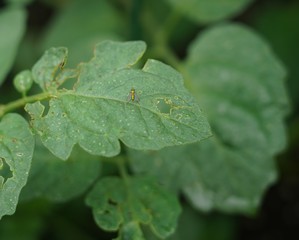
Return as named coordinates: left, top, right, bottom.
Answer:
left=116, top=157, right=130, bottom=184
left=148, top=7, right=196, bottom=88
left=0, top=92, right=53, bottom=118
left=155, top=9, right=181, bottom=45
left=147, top=9, right=194, bottom=89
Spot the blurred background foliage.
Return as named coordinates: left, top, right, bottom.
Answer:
left=0, top=0, right=299, bottom=239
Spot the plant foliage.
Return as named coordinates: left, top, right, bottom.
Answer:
left=0, top=0, right=291, bottom=239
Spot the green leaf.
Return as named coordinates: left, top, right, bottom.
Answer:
left=129, top=23, right=290, bottom=214
left=13, top=70, right=33, bottom=94
left=142, top=204, right=236, bottom=240
left=41, top=0, right=125, bottom=67
left=32, top=47, right=69, bottom=91
left=85, top=176, right=181, bottom=239
left=183, top=24, right=289, bottom=213
left=0, top=114, right=34, bottom=219
left=25, top=41, right=211, bottom=160
left=130, top=142, right=276, bottom=214
left=169, top=204, right=235, bottom=240
left=0, top=7, right=26, bottom=85
left=115, top=222, right=145, bottom=240
left=165, top=0, right=253, bottom=23
left=20, top=139, right=101, bottom=202
left=186, top=23, right=289, bottom=155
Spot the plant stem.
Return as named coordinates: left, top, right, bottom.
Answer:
left=155, top=9, right=181, bottom=45
left=147, top=9, right=194, bottom=89
left=0, top=92, right=53, bottom=118
left=150, top=8, right=182, bottom=69
left=116, top=157, right=130, bottom=184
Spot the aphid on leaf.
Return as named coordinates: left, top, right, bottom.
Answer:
left=127, top=87, right=140, bottom=103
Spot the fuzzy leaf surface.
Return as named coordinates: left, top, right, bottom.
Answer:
left=85, top=176, right=181, bottom=239
left=25, top=41, right=211, bottom=160
left=0, top=114, right=34, bottom=219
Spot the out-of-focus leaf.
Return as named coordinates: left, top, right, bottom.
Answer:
left=165, top=0, right=253, bottom=23
left=129, top=23, right=290, bottom=214
left=5, top=0, right=33, bottom=5
left=142, top=204, right=236, bottom=240
left=41, top=0, right=125, bottom=67
left=85, top=176, right=181, bottom=239
left=0, top=7, right=26, bottom=85
left=0, top=200, right=47, bottom=240
left=20, top=140, right=101, bottom=202
left=251, top=2, right=299, bottom=110
left=130, top=141, right=276, bottom=214
left=168, top=204, right=235, bottom=240
left=25, top=41, right=211, bottom=160
left=0, top=114, right=34, bottom=219
left=186, top=23, right=289, bottom=155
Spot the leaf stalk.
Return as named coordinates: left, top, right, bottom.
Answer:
left=0, top=92, right=53, bottom=118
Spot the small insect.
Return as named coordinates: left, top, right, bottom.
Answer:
left=59, top=56, right=68, bottom=70
left=127, top=87, right=140, bottom=103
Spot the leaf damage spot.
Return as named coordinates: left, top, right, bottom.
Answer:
left=0, top=157, right=13, bottom=186
left=156, top=98, right=172, bottom=114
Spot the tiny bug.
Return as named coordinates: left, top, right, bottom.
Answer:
left=127, top=88, right=140, bottom=103
left=59, top=56, right=67, bottom=70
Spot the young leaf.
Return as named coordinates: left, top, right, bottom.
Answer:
left=165, top=0, right=253, bottom=23
left=129, top=23, right=290, bottom=214
left=0, top=7, right=26, bottom=85
left=25, top=41, right=211, bottom=160
left=85, top=176, right=181, bottom=239
left=0, top=114, right=34, bottom=219
left=32, top=47, right=69, bottom=91
left=13, top=70, right=33, bottom=95
left=20, top=139, right=101, bottom=202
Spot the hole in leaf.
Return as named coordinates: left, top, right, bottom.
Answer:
left=38, top=100, right=50, bottom=117
left=157, top=98, right=172, bottom=114
left=0, top=157, right=13, bottom=186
